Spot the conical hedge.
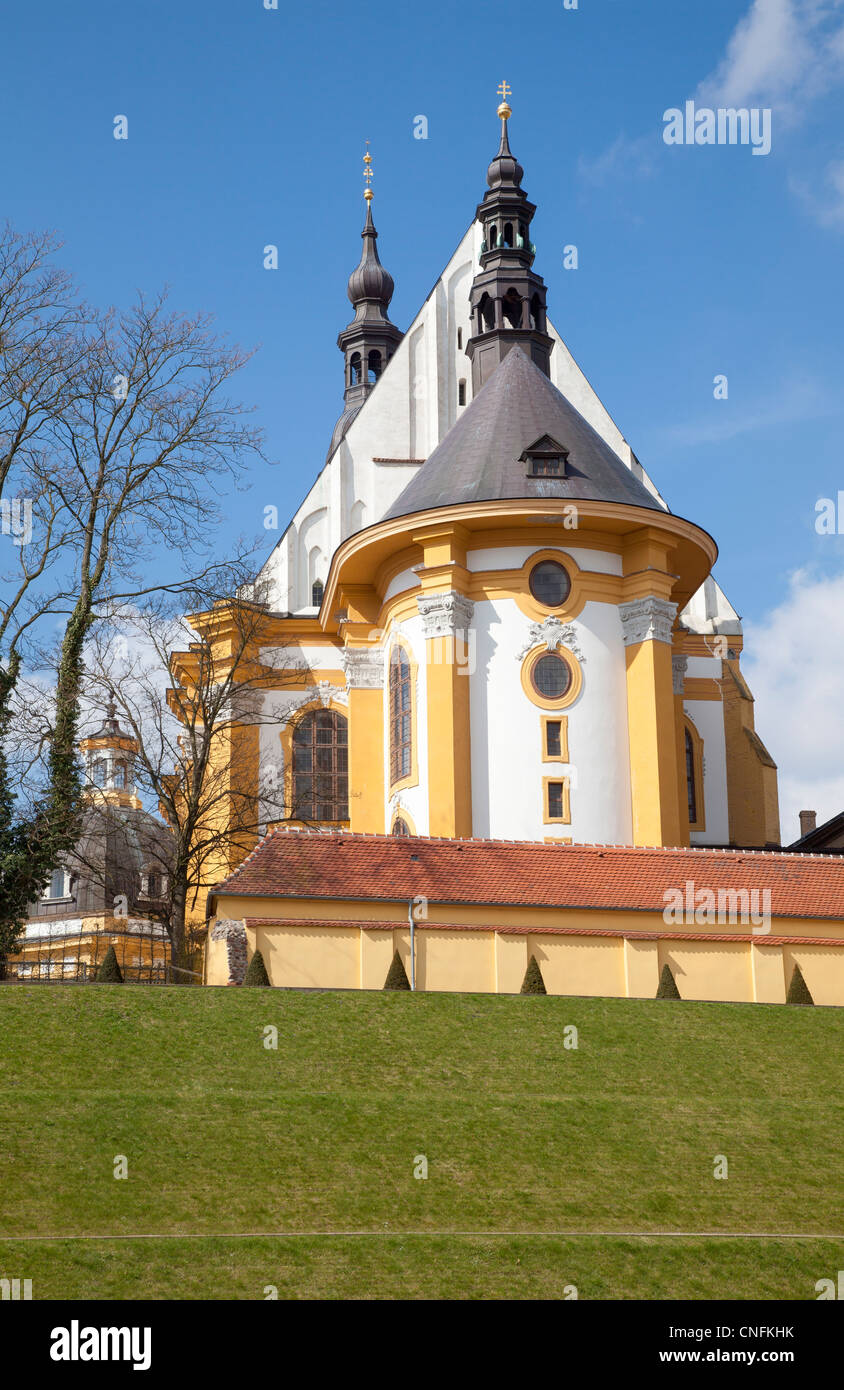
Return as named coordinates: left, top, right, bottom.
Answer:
left=96, top=945, right=123, bottom=983
left=656, top=963, right=681, bottom=999
left=520, top=955, right=547, bottom=995
left=243, top=949, right=271, bottom=987
left=786, top=963, right=814, bottom=1006
left=384, top=949, right=411, bottom=990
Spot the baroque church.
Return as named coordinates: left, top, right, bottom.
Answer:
left=198, top=94, right=844, bottom=1006
left=245, top=92, right=778, bottom=852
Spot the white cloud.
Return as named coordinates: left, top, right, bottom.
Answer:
left=790, top=157, right=844, bottom=227
left=742, top=567, right=844, bottom=841
left=580, top=1, right=844, bottom=208
left=576, top=133, right=657, bottom=187
left=656, top=374, right=834, bottom=448
left=698, top=0, right=844, bottom=118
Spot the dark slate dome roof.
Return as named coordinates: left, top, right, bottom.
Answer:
left=346, top=204, right=395, bottom=309
left=383, top=346, right=664, bottom=520
left=326, top=402, right=362, bottom=460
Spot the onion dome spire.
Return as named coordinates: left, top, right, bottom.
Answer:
left=486, top=82, right=525, bottom=190
left=328, top=143, right=403, bottom=459
left=465, top=83, right=553, bottom=393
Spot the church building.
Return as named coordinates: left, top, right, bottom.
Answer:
left=198, top=92, right=844, bottom=1005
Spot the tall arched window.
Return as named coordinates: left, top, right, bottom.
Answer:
left=367, top=349, right=382, bottom=384
left=293, top=710, right=348, bottom=822
left=311, top=578, right=324, bottom=607
left=113, top=760, right=127, bottom=788
left=93, top=759, right=107, bottom=787
left=685, top=728, right=697, bottom=826
left=479, top=293, right=494, bottom=332
left=349, top=352, right=362, bottom=385
left=389, top=647, right=412, bottom=785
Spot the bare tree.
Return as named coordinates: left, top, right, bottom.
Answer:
left=1, top=222, right=264, bottom=950
left=84, top=587, right=307, bottom=972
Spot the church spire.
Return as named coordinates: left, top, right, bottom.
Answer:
left=333, top=144, right=403, bottom=437
left=465, top=84, right=553, bottom=393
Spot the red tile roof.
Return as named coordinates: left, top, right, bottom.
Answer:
left=214, top=830, right=844, bottom=922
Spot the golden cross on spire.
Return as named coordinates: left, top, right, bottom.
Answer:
left=496, top=79, right=512, bottom=119
left=363, top=140, right=374, bottom=201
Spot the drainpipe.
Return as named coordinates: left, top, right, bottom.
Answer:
left=407, top=900, right=416, bottom=991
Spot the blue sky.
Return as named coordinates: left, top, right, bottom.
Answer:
left=4, top=0, right=844, bottom=834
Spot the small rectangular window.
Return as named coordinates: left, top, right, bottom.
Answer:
left=541, top=715, right=568, bottom=762
left=529, top=456, right=562, bottom=477
left=458, top=380, right=466, bottom=406
left=457, top=328, right=463, bottom=349
left=543, top=775, right=571, bottom=824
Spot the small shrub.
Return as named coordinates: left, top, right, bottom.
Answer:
left=243, top=949, right=271, bottom=987
left=786, top=963, right=814, bottom=1006
left=96, top=945, right=123, bottom=983
left=656, top=963, right=681, bottom=999
left=520, top=955, right=547, bottom=995
left=384, top=950, right=411, bottom=990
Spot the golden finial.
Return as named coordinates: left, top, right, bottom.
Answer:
left=363, top=139, right=374, bottom=202
left=497, top=79, right=512, bottom=120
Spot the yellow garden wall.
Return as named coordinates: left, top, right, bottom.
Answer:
left=207, top=895, right=844, bottom=1005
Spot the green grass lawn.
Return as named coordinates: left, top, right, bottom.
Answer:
left=0, top=986, right=841, bottom=1299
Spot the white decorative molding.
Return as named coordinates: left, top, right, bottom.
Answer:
left=516, top=616, right=584, bottom=662
left=416, top=590, right=474, bottom=638
left=279, top=683, right=349, bottom=718
left=672, top=654, right=689, bottom=695
left=618, top=597, right=678, bottom=647
left=341, top=647, right=385, bottom=689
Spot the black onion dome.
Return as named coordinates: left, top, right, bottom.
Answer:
left=487, top=119, right=524, bottom=190
left=346, top=204, right=395, bottom=308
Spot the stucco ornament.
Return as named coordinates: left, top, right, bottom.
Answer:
left=341, top=647, right=385, bottom=690
left=618, top=597, right=678, bottom=647
left=277, top=683, right=349, bottom=721
left=416, top=590, right=474, bottom=638
left=672, top=654, right=689, bottom=695
left=517, top=616, right=584, bottom=662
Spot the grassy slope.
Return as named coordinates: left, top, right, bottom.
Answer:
left=0, top=986, right=841, bottom=1300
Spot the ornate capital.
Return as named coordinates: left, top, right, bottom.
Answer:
left=672, top=654, right=689, bottom=695
left=416, top=590, right=474, bottom=638
left=618, top=597, right=677, bottom=647
left=517, top=616, right=583, bottom=662
left=341, top=647, right=385, bottom=690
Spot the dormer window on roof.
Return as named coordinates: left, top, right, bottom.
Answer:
left=520, top=434, right=569, bottom=478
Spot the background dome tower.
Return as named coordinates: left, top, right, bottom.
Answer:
left=465, top=83, right=554, bottom=393
left=330, top=144, right=403, bottom=456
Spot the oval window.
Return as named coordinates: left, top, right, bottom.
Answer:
left=531, top=652, right=572, bottom=701
left=529, top=560, right=570, bottom=608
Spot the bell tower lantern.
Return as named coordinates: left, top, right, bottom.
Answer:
left=465, top=84, right=554, bottom=393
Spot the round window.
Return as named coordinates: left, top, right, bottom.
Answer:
left=529, top=560, right=570, bottom=608
left=531, top=652, right=572, bottom=701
